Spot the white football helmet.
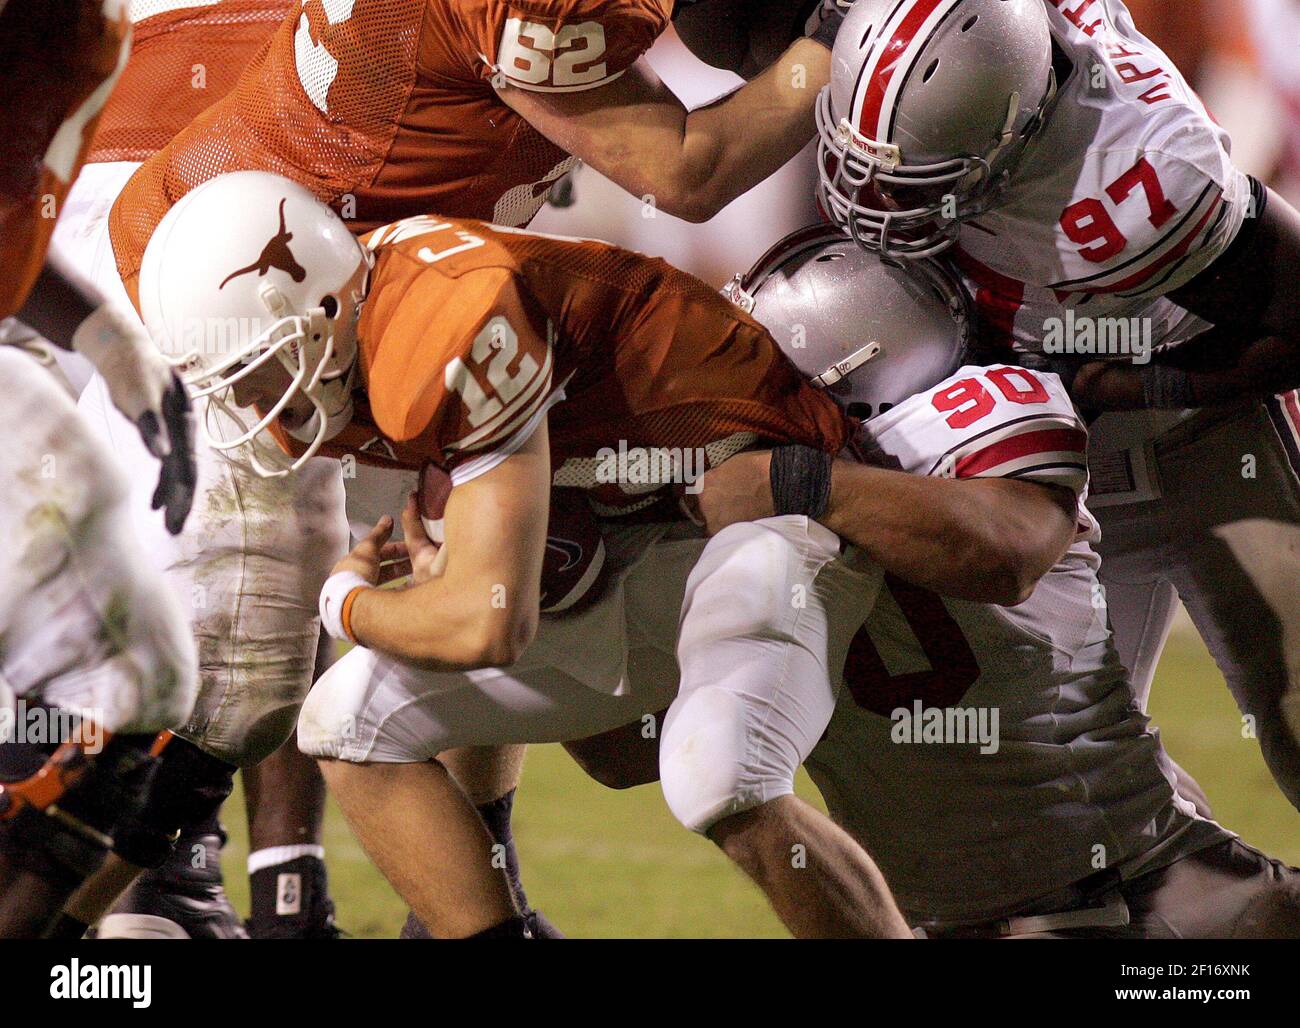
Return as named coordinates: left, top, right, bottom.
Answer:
left=816, top=0, right=1057, bottom=260
left=724, top=225, right=970, bottom=419
left=139, top=171, right=372, bottom=477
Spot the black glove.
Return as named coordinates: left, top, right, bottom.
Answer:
left=142, top=370, right=198, bottom=536
left=809, top=0, right=851, bottom=49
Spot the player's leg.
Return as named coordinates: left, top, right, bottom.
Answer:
left=93, top=733, right=245, bottom=939
left=299, top=583, right=681, bottom=937
left=76, top=379, right=351, bottom=936
left=1094, top=509, right=1215, bottom=817
left=1119, top=838, right=1300, bottom=938
left=0, top=349, right=198, bottom=936
left=1157, top=405, right=1300, bottom=810
left=241, top=630, right=336, bottom=939
left=659, top=516, right=910, bottom=938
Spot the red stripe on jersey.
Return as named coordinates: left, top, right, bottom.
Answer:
left=859, top=0, right=947, bottom=142
left=1283, top=390, right=1300, bottom=448
left=953, top=247, right=1027, bottom=351
left=956, top=427, right=1087, bottom=478
left=1073, top=193, right=1223, bottom=297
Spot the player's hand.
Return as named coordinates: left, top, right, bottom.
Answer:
left=1069, top=360, right=1146, bottom=411
left=687, top=449, right=775, bottom=535
left=148, top=371, right=198, bottom=535
left=809, top=0, right=851, bottom=49
left=334, top=516, right=398, bottom=585
left=73, top=304, right=199, bottom=534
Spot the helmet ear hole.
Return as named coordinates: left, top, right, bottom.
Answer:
left=320, top=294, right=340, bottom=318
left=847, top=402, right=874, bottom=421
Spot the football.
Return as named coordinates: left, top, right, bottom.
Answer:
left=538, top=488, right=609, bottom=615
left=418, top=465, right=607, bottom=614
left=416, top=461, right=453, bottom=543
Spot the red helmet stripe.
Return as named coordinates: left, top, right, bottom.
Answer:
left=858, top=0, right=949, bottom=142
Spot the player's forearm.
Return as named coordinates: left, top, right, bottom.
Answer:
left=668, top=37, right=828, bottom=220
left=1073, top=334, right=1300, bottom=410
left=819, top=463, right=1076, bottom=606
left=348, top=576, right=539, bottom=671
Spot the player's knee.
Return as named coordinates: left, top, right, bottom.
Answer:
left=1232, top=880, right=1300, bottom=938
left=296, top=666, right=365, bottom=761
left=110, top=735, right=237, bottom=869
left=660, top=688, right=770, bottom=834
left=297, top=657, right=435, bottom=765
left=0, top=730, right=159, bottom=887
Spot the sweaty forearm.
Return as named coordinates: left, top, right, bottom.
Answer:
left=818, top=461, right=1076, bottom=605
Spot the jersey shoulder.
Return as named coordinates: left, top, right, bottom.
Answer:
left=863, top=365, right=1089, bottom=497
left=449, top=0, right=673, bottom=91
left=360, top=228, right=557, bottom=477
left=979, top=1, right=1251, bottom=300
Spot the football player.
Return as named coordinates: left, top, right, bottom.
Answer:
left=0, top=0, right=199, bottom=938
left=40, top=0, right=340, bottom=943
left=742, top=230, right=1300, bottom=939
left=80, top=0, right=850, bottom=936
left=568, top=225, right=1300, bottom=938
left=136, top=171, right=1085, bottom=936
left=812, top=0, right=1300, bottom=810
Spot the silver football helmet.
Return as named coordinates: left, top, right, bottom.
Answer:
left=816, top=0, right=1058, bottom=260
left=724, top=225, right=971, bottom=419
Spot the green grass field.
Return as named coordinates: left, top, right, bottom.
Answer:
left=216, top=627, right=1300, bottom=938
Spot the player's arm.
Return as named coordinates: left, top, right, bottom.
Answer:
left=696, top=451, right=1077, bottom=606
left=1071, top=185, right=1300, bottom=410
left=331, top=419, right=551, bottom=671
left=496, top=35, right=831, bottom=222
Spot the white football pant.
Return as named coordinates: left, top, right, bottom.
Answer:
left=299, top=515, right=878, bottom=833
left=0, top=346, right=197, bottom=734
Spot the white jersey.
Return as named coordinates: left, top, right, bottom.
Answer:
left=808, top=362, right=1230, bottom=927
left=953, top=0, right=1252, bottom=357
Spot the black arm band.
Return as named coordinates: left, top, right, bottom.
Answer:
left=770, top=444, right=834, bottom=519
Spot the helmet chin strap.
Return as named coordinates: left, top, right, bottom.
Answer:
left=285, top=396, right=354, bottom=445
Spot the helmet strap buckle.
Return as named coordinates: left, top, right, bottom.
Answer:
left=812, top=341, right=881, bottom=389
left=721, top=274, right=756, bottom=313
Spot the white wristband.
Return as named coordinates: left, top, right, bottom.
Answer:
left=319, top=571, right=372, bottom=643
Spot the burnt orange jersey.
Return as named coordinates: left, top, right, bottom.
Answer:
left=300, top=218, right=849, bottom=515
left=0, top=0, right=130, bottom=318
left=110, top=0, right=672, bottom=304
left=87, top=0, right=292, bottom=165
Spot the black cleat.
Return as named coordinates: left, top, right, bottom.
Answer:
left=97, top=826, right=248, bottom=939
left=400, top=907, right=563, bottom=939
left=246, top=855, right=340, bottom=939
